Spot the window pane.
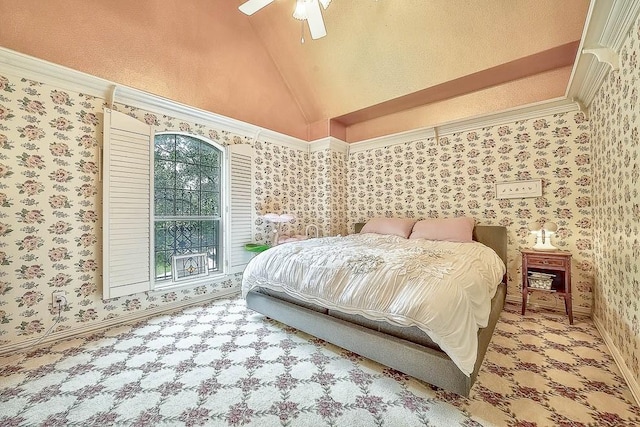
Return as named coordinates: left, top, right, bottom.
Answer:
left=154, top=133, right=223, bottom=283
left=175, top=189, right=200, bottom=216
left=155, top=159, right=176, bottom=190
left=154, top=219, right=220, bottom=281
left=154, top=188, right=175, bottom=216
left=199, top=147, right=220, bottom=167
left=154, top=134, right=176, bottom=161
left=175, top=135, right=198, bottom=165
left=176, top=163, right=200, bottom=191
left=154, top=221, right=172, bottom=280
left=200, top=167, right=221, bottom=188
left=200, top=191, right=219, bottom=216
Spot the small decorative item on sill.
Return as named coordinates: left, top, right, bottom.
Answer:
left=528, top=220, right=558, bottom=251
left=244, top=243, right=270, bottom=253
left=528, top=272, right=555, bottom=290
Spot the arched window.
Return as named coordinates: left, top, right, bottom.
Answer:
left=154, top=133, right=223, bottom=282
left=102, top=109, right=253, bottom=299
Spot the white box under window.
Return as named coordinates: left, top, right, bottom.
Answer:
left=172, top=253, right=209, bottom=282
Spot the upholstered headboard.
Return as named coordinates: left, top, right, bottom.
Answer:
left=354, top=222, right=507, bottom=267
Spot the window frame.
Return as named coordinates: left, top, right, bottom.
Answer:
left=152, top=131, right=227, bottom=291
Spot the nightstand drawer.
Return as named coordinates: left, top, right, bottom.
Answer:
left=526, top=256, right=566, bottom=268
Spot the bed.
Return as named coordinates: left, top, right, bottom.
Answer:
left=242, top=220, right=507, bottom=396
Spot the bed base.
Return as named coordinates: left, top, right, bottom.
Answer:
left=246, top=281, right=506, bottom=397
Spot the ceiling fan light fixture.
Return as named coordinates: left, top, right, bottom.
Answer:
left=293, top=0, right=308, bottom=20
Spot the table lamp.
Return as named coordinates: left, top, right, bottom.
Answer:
left=528, top=221, right=558, bottom=251
left=263, top=213, right=295, bottom=246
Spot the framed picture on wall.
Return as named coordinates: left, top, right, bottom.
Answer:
left=495, top=179, right=542, bottom=199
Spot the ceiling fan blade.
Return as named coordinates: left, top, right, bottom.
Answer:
left=305, top=0, right=327, bottom=39
left=238, top=0, right=274, bottom=15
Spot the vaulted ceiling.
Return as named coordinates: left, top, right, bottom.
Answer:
left=245, top=0, right=589, bottom=141
left=0, top=0, right=590, bottom=142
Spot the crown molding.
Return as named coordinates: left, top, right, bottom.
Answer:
left=349, top=127, right=436, bottom=153
left=349, top=98, right=577, bottom=154
left=436, top=98, right=577, bottom=136
left=0, top=47, right=111, bottom=99
left=599, top=0, right=640, bottom=51
left=0, top=47, right=308, bottom=151
left=567, top=0, right=640, bottom=106
left=309, top=137, right=350, bottom=154
left=257, top=128, right=309, bottom=151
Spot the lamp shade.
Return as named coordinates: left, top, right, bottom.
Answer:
left=528, top=221, right=541, bottom=231
left=530, top=220, right=558, bottom=251
left=263, top=213, right=281, bottom=222
left=263, top=213, right=295, bottom=223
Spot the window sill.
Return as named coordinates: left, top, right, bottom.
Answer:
left=151, top=272, right=227, bottom=294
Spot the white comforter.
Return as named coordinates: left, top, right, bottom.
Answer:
left=241, top=233, right=506, bottom=375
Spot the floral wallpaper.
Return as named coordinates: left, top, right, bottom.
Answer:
left=330, top=149, right=348, bottom=236
left=346, top=113, right=593, bottom=311
left=310, top=149, right=331, bottom=237
left=590, top=14, right=640, bottom=383
left=0, top=71, right=310, bottom=350
left=253, top=140, right=311, bottom=241
left=309, top=148, right=348, bottom=237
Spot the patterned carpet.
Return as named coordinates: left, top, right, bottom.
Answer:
left=0, top=297, right=638, bottom=427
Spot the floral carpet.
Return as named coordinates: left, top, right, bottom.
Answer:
left=0, top=297, right=638, bottom=426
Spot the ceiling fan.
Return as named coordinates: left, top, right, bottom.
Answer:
left=239, top=0, right=330, bottom=41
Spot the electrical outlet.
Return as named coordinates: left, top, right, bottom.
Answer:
left=52, top=290, right=67, bottom=308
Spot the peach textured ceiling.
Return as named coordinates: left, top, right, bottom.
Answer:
left=244, top=0, right=589, bottom=140
left=0, top=0, right=590, bottom=142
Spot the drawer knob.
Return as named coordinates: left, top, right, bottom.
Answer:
left=543, top=260, right=549, bottom=264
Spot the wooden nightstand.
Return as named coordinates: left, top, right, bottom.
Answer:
left=521, top=249, right=573, bottom=324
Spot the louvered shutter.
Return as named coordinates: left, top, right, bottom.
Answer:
left=227, top=144, right=254, bottom=274
left=102, top=108, right=154, bottom=299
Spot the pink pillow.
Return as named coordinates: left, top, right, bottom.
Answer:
left=360, top=218, right=417, bottom=239
left=409, top=217, right=475, bottom=242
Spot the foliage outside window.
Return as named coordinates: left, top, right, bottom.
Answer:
left=154, top=133, right=222, bottom=283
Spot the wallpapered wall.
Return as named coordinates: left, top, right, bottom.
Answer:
left=0, top=72, right=314, bottom=350
left=254, top=140, right=312, bottom=241
left=309, top=149, right=348, bottom=237
left=590, top=14, right=640, bottom=383
left=346, top=113, right=593, bottom=310
left=330, top=150, right=348, bottom=236
left=0, top=66, right=596, bottom=350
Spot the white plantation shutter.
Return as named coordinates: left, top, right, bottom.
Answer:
left=227, top=144, right=254, bottom=274
left=102, top=109, right=153, bottom=299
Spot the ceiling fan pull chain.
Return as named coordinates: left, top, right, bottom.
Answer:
left=301, top=20, right=305, bottom=44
